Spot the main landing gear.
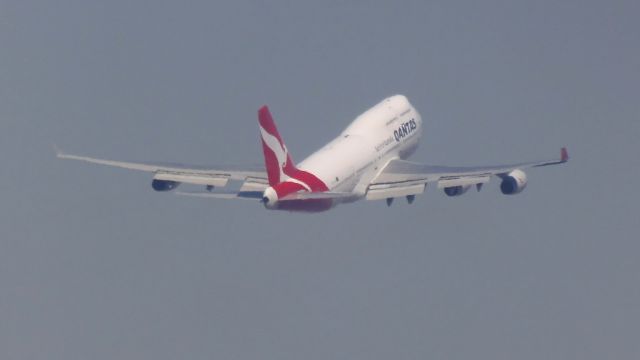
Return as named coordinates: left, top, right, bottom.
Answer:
left=386, top=195, right=416, bottom=207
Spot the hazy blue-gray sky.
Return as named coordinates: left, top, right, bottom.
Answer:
left=2, top=1, right=639, bottom=359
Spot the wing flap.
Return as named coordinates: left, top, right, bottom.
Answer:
left=437, top=175, right=491, bottom=189
left=366, top=183, right=426, bottom=201
left=154, top=171, right=231, bottom=187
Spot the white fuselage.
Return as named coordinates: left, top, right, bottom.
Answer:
left=297, top=95, right=422, bottom=198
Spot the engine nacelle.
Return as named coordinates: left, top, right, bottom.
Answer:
left=444, top=185, right=470, bottom=197
left=500, top=169, right=527, bottom=195
left=151, top=179, right=180, bottom=191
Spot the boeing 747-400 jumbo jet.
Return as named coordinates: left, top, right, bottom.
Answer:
left=57, top=95, right=568, bottom=212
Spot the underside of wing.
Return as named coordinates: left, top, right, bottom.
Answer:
left=367, top=147, right=569, bottom=199
left=55, top=147, right=268, bottom=192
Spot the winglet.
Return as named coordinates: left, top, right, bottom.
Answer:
left=53, top=143, right=64, bottom=157
left=560, top=147, right=569, bottom=162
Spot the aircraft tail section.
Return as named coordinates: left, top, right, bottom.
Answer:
left=258, top=106, right=297, bottom=186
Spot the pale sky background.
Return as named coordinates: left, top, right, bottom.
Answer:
left=2, top=1, right=640, bottom=359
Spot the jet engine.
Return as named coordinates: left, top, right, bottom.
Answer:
left=151, top=179, right=180, bottom=191
left=444, top=185, right=470, bottom=197
left=500, top=169, right=527, bottom=195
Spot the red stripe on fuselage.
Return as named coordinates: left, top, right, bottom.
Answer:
left=272, top=181, right=306, bottom=198
left=272, top=170, right=329, bottom=199
left=271, top=172, right=332, bottom=213
left=288, top=169, right=329, bottom=192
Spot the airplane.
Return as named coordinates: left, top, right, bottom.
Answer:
left=57, top=95, right=569, bottom=212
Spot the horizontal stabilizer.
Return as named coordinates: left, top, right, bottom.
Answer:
left=239, top=177, right=270, bottom=192
left=279, top=191, right=358, bottom=201
left=176, top=191, right=263, bottom=200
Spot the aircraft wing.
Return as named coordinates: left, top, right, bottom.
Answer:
left=55, top=147, right=268, bottom=190
left=367, top=147, right=569, bottom=200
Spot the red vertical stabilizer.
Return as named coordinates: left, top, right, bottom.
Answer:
left=258, top=106, right=297, bottom=186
